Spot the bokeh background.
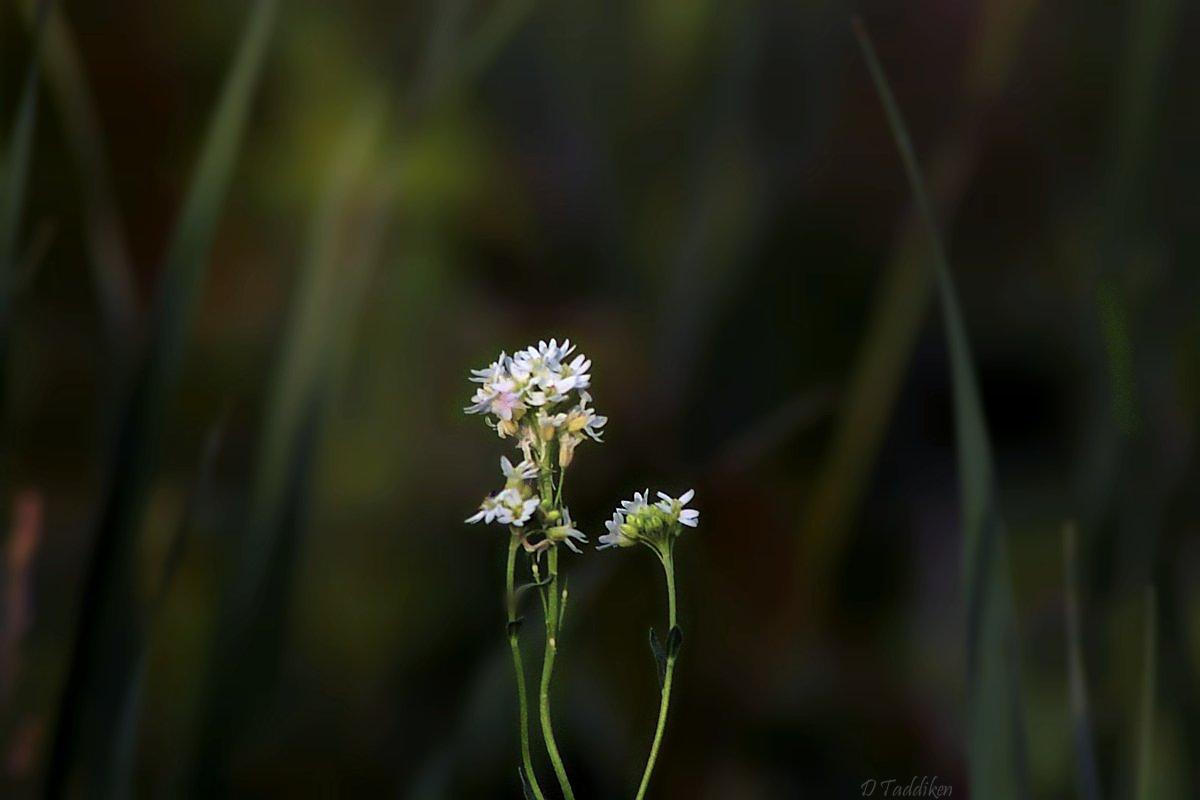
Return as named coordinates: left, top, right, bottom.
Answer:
left=1, top=0, right=1198, bottom=796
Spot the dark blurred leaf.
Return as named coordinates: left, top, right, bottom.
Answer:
left=1063, top=523, right=1102, bottom=800
left=854, top=19, right=1030, bottom=800
left=649, top=628, right=666, bottom=690
left=507, top=617, right=525, bottom=639
left=44, top=1, right=278, bottom=794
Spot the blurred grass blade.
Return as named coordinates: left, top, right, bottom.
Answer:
left=1074, top=0, right=1177, bottom=531
left=797, top=0, right=1039, bottom=624
left=853, top=19, right=1030, bottom=800
left=1095, top=282, right=1137, bottom=435
left=1063, top=523, right=1102, bottom=800
left=44, top=1, right=278, bottom=794
left=1103, top=0, right=1178, bottom=238
left=456, top=0, right=539, bottom=89
left=157, top=412, right=228, bottom=603
left=1135, top=587, right=1157, bottom=800
left=107, top=412, right=226, bottom=797
left=412, top=0, right=540, bottom=112
left=0, top=1, right=52, bottom=393
left=192, top=103, right=391, bottom=790
left=17, top=0, right=140, bottom=347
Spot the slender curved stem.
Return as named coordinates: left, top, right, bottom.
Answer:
left=539, top=546, right=575, bottom=799
left=635, top=549, right=677, bottom=800
left=507, top=536, right=546, bottom=800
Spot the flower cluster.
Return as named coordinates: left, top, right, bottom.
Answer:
left=598, top=489, right=698, bottom=551
left=465, top=339, right=603, bottom=554
left=465, top=339, right=606, bottom=466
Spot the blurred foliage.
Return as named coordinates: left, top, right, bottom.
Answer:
left=0, top=0, right=1197, bottom=797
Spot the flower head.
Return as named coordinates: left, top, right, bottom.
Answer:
left=599, top=488, right=699, bottom=551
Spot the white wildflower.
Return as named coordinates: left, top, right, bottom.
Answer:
left=620, top=490, right=651, bottom=516
left=494, top=488, right=539, bottom=527
left=546, top=508, right=589, bottom=553
left=501, top=455, right=538, bottom=486
left=655, top=489, right=699, bottom=528
left=465, top=494, right=502, bottom=525
left=598, top=510, right=636, bottom=549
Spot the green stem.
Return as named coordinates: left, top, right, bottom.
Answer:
left=539, top=546, right=575, bottom=799
left=507, top=537, right=546, bottom=800
left=635, top=549, right=677, bottom=800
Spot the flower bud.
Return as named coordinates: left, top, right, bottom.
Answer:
left=558, top=436, right=578, bottom=467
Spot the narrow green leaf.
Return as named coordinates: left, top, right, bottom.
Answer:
left=1135, top=587, right=1157, bottom=800
left=44, top=2, right=278, bottom=795
left=649, top=628, right=667, bottom=690
left=854, top=19, right=1029, bottom=800
left=1062, top=523, right=1102, bottom=800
